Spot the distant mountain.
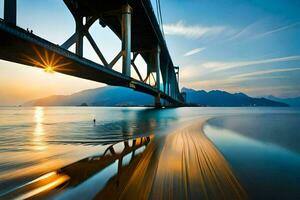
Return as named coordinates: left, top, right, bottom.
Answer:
left=182, top=87, right=288, bottom=107
left=22, top=86, right=153, bottom=106
left=265, top=95, right=300, bottom=107
left=22, top=86, right=288, bottom=107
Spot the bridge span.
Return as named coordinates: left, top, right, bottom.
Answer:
left=0, top=0, right=185, bottom=107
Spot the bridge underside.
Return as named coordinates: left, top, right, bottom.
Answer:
left=69, top=0, right=166, bottom=54
left=0, top=22, right=183, bottom=106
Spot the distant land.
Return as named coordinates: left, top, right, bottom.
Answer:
left=22, top=86, right=153, bottom=107
left=265, top=95, right=300, bottom=107
left=21, top=86, right=291, bottom=107
left=181, top=88, right=288, bottom=107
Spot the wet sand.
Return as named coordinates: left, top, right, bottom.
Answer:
left=2, top=118, right=247, bottom=199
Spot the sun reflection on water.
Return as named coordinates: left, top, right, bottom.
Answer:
left=33, top=107, right=47, bottom=151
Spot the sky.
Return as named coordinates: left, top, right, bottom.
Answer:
left=0, top=0, right=300, bottom=105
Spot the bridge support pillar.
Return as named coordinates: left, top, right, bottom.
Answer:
left=121, top=4, right=132, bottom=77
left=4, top=0, right=16, bottom=25
left=154, top=45, right=161, bottom=107
left=155, top=45, right=161, bottom=91
left=164, top=64, right=168, bottom=93
left=155, top=93, right=161, bottom=108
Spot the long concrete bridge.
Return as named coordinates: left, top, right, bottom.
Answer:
left=0, top=0, right=185, bottom=107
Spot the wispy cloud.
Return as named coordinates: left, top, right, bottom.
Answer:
left=225, top=19, right=300, bottom=43
left=183, top=75, right=283, bottom=87
left=254, top=22, right=300, bottom=39
left=181, top=65, right=299, bottom=91
left=182, top=76, right=284, bottom=92
left=232, top=67, right=300, bottom=78
left=202, top=55, right=300, bottom=71
left=181, top=64, right=299, bottom=97
left=163, top=21, right=225, bottom=39
left=183, top=48, right=206, bottom=57
left=227, top=20, right=262, bottom=41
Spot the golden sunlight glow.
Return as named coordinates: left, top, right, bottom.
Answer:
left=33, top=107, right=47, bottom=150
left=151, top=121, right=247, bottom=200
left=44, top=65, right=54, bottom=73
left=14, top=174, right=69, bottom=200
left=118, top=120, right=246, bottom=200
left=34, top=107, right=44, bottom=125
left=22, top=47, right=72, bottom=73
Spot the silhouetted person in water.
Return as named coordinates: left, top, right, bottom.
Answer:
left=93, top=118, right=96, bottom=125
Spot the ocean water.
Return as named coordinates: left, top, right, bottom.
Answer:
left=204, top=112, right=300, bottom=200
left=0, top=106, right=299, bottom=198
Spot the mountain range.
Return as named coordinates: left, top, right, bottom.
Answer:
left=181, top=88, right=288, bottom=107
left=22, top=86, right=153, bottom=106
left=265, top=95, right=300, bottom=107
left=22, top=86, right=293, bottom=107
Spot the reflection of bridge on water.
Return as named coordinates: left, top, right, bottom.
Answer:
left=0, top=0, right=186, bottom=107
left=1, top=136, right=152, bottom=199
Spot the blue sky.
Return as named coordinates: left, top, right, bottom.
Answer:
left=0, top=0, right=300, bottom=105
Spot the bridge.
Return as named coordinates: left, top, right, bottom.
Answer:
left=0, top=0, right=185, bottom=107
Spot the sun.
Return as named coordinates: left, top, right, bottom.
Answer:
left=21, top=47, right=72, bottom=74
left=44, top=65, right=55, bottom=73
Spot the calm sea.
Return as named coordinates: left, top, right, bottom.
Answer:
left=0, top=106, right=299, bottom=199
